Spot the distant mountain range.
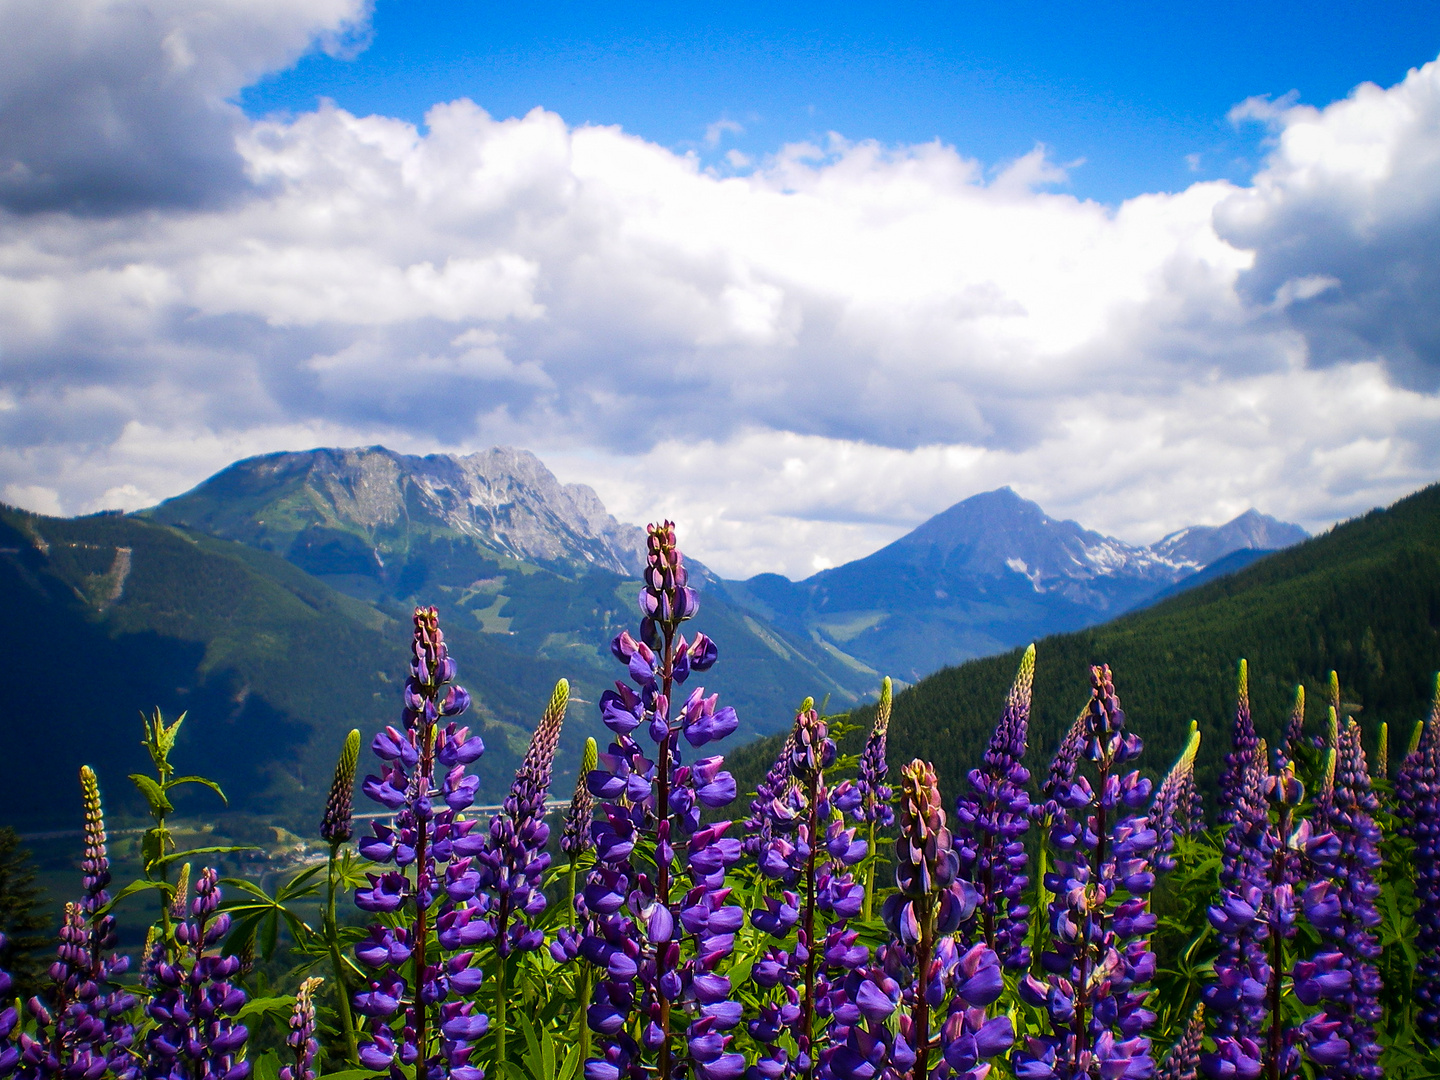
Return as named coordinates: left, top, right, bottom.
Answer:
left=719, top=487, right=1307, bottom=682
left=729, top=481, right=1440, bottom=817
left=0, top=444, right=1309, bottom=830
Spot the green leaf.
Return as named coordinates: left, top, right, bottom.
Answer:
left=129, top=773, right=173, bottom=817
left=238, top=995, right=296, bottom=1022
left=250, top=1050, right=281, bottom=1080
left=168, top=775, right=228, bottom=804
left=556, top=1042, right=582, bottom=1080
left=99, top=877, right=171, bottom=913
left=316, top=1072, right=386, bottom=1080
left=151, top=845, right=256, bottom=868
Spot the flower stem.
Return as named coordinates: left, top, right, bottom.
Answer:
left=327, top=842, right=359, bottom=1063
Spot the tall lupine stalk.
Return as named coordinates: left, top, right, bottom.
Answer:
left=145, top=868, right=251, bottom=1080
left=354, top=606, right=488, bottom=1080
left=1029, top=710, right=1089, bottom=971
left=1147, top=726, right=1200, bottom=874
left=481, top=678, right=569, bottom=1063
left=321, top=729, right=361, bottom=1063
left=281, top=977, right=324, bottom=1080
left=1202, top=743, right=1347, bottom=1080
left=564, top=736, right=601, bottom=925
left=1157, top=1004, right=1204, bottom=1080
left=1396, top=676, right=1439, bottom=1045
left=954, top=644, right=1034, bottom=969
left=831, top=760, right=1010, bottom=1080
left=581, top=522, right=744, bottom=1080
left=1016, top=665, right=1158, bottom=1080
left=1212, top=666, right=1269, bottom=1043
left=746, top=703, right=867, bottom=1079
left=1218, top=661, right=1259, bottom=829
left=1305, top=721, right=1383, bottom=1080
left=836, top=678, right=894, bottom=922
left=18, top=766, right=137, bottom=1079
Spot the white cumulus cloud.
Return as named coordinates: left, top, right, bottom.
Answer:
left=0, top=3, right=1438, bottom=578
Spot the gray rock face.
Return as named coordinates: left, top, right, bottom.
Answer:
left=149, top=445, right=648, bottom=577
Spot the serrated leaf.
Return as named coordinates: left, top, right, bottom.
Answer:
left=130, top=773, right=173, bottom=816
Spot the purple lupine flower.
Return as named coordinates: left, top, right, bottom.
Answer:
left=856, top=678, right=895, bottom=831
left=581, top=522, right=745, bottom=1080
left=832, top=760, right=1011, bottom=1080
left=17, top=767, right=137, bottom=1080
left=1202, top=741, right=1346, bottom=1080
left=745, top=703, right=869, bottom=1078
left=564, top=736, right=601, bottom=860
left=833, top=676, right=895, bottom=923
left=144, top=868, right=251, bottom=1080
left=1211, top=665, right=1270, bottom=1044
left=954, top=644, right=1034, bottom=969
left=1157, top=1004, right=1205, bottom=1080
left=1147, top=725, right=1200, bottom=874
left=354, top=606, right=488, bottom=1080
left=1304, top=720, right=1383, bottom=1080
left=1014, top=665, right=1158, bottom=1080
left=479, top=678, right=569, bottom=957
left=321, top=729, right=361, bottom=846
left=1396, top=676, right=1439, bottom=1045
left=1218, top=660, right=1260, bottom=828
left=1040, top=710, right=1087, bottom=819
left=281, top=977, right=324, bottom=1080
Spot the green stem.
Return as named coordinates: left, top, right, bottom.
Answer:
left=863, top=820, right=877, bottom=921
left=567, top=862, right=578, bottom=928
left=327, top=843, right=359, bottom=1063
left=496, top=958, right=509, bottom=1065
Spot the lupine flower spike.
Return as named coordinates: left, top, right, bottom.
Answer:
left=282, top=977, right=324, bottom=1080
left=832, top=760, right=1011, bottom=1080
left=1157, top=1003, right=1205, bottom=1080
left=354, top=606, right=488, bottom=1080
left=18, top=767, right=137, bottom=1079
left=321, top=729, right=363, bottom=1061
left=1015, top=665, right=1158, bottom=1080
left=954, top=644, right=1034, bottom=968
left=835, top=676, right=894, bottom=921
left=1148, top=725, right=1201, bottom=873
left=321, top=729, right=361, bottom=846
left=1397, top=674, right=1440, bottom=1045
left=1305, top=720, right=1383, bottom=1080
left=580, top=522, right=745, bottom=1080
left=482, top=678, right=569, bottom=1061
left=145, top=868, right=251, bottom=1080
left=563, top=736, right=601, bottom=923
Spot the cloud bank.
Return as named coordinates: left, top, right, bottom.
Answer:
left=2, top=2, right=1439, bottom=578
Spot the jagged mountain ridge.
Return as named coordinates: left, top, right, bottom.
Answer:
left=144, top=445, right=647, bottom=580
left=720, top=487, right=1307, bottom=683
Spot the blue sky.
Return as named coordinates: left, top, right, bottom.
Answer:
left=241, top=0, right=1440, bottom=203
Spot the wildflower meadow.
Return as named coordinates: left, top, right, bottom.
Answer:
left=2, top=521, right=1438, bottom=1080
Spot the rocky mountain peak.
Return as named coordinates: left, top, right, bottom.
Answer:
left=147, top=445, right=647, bottom=577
